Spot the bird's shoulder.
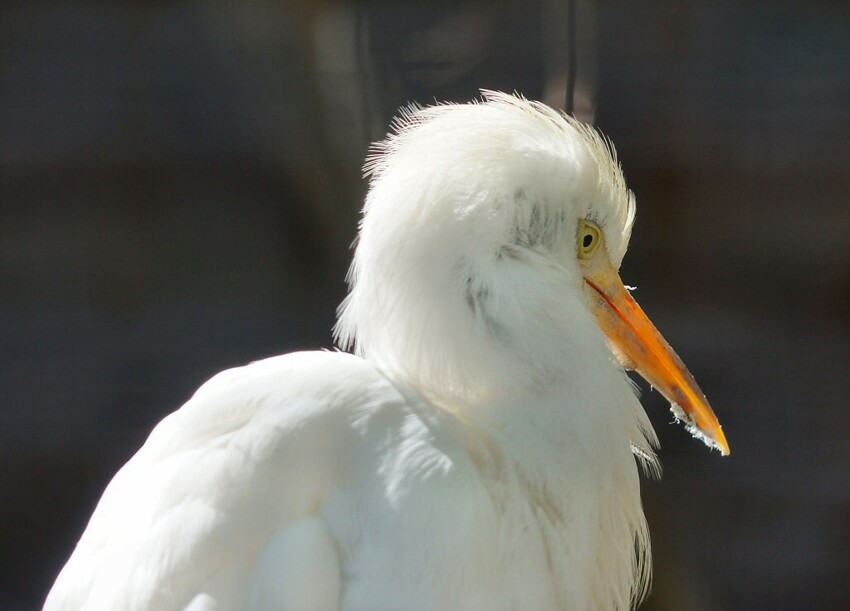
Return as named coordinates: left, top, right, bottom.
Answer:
left=45, top=350, right=405, bottom=611
left=145, top=349, right=401, bottom=454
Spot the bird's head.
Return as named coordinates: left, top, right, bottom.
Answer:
left=336, top=91, right=728, bottom=455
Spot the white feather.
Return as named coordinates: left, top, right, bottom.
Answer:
left=46, top=93, right=658, bottom=611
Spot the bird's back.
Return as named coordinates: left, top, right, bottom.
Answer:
left=44, top=351, right=402, bottom=611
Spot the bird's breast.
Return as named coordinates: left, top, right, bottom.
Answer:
left=319, top=407, right=608, bottom=611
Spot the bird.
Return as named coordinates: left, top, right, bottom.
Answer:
left=44, top=91, right=728, bottom=611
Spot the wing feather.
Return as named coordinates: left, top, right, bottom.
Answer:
left=45, top=351, right=384, bottom=611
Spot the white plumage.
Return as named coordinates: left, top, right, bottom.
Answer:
left=45, top=92, right=727, bottom=611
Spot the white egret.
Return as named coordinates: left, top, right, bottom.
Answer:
left=45, top=91, right=728, bottom=611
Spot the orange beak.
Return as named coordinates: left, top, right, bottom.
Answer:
left=584, top=259, right=730, bottom=455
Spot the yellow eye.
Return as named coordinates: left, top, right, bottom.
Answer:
left=578, top=220, right=602, bottom=259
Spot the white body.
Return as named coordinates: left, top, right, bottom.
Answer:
left=46, top=93, right=661, bottom=610
left=47, top=350, right=652, bottom=611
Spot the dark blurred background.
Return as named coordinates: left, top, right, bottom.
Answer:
left=2, top=1, right=849, bottom=609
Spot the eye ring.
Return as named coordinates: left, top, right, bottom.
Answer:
left=578, top=220, right=602, bottom=259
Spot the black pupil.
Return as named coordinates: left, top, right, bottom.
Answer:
left=583, top=233, right=594, bottom=249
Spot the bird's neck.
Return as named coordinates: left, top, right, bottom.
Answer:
left=436, top=358, right=655, bottom=610
left=372, top=311, right=658, bottom=608
left=467, top=354, right=644, bottom=467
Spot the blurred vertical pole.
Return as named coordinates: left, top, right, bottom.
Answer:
left=311, top=4, right=379, bottom=170
left=566, top=0, right=577, bottom=114
left=542, top=0, right=597, bottom=123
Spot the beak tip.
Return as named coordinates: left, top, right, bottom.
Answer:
left=671, top=402, right=730, bottom=457
left=716, top=429, right=731, bottom=457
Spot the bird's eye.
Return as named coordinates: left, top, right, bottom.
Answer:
left=578, top=220, right=602, bottom=259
